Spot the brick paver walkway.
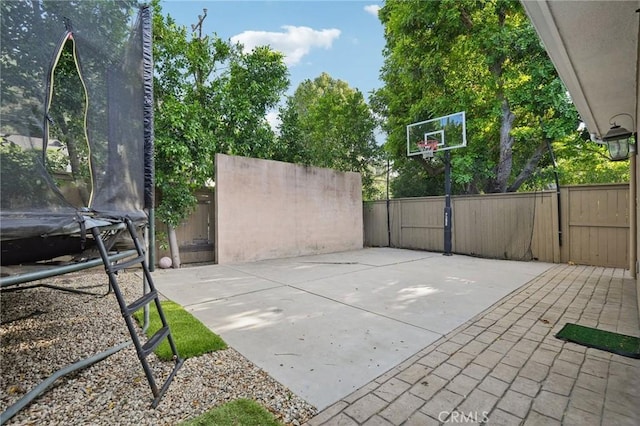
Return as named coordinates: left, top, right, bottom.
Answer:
left=306, top=264, right=640, bottom=425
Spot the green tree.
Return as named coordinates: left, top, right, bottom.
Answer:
left=152, top=1, right=288, bottom=266
left=374, top=0, right=582, bottom=195
left=1, top=1, right=135, bottom=133
left=277, top=72, right=382, bottom=199
left=0, top=138, right=61, bottom=209
left=529, top=134, right=630, bottom=189
left=46, top=40, right=93, bottom=205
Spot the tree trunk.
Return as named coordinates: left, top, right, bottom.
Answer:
left=507, top=139, right=548, bottom=192
left=416, top=156, right=445, bottom=176
left=492, top=98, right=515, bottom=193
left=168, top=225, right=181, bottom=268
left=465, top=180, right=481, bottom=195
left=487, top=4, right=510, bottom=193
left=56, top=117, right=91, bottom=205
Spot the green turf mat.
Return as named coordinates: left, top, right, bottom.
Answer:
left=133, top=300, right=226, bottom=361
left=555, top=323, right=640, bottom=359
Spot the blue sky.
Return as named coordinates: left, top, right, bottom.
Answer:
left=161, top=0, right=386, bottom=105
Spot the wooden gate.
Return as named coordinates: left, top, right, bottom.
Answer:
left=156, top=189, right=215, bottom=264
left=561, top=184, right=629, bottom=268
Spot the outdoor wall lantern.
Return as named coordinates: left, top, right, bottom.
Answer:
left=602, top=113, right=636, bottom=161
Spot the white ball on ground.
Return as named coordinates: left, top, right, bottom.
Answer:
left=158, top=256, right=172, bottom=269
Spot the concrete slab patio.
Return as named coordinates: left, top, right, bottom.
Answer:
left=152, top=248, right=552, bottom=411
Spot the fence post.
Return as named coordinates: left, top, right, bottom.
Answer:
left=629, top=152, right=637, bottom=278
left=550, top=189, right=561, bottom=263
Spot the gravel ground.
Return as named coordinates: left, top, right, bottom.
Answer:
left=0, top=270, right=317, bottom=425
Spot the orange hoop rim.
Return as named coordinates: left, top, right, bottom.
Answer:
left=417, top=140, right=439, bottom=151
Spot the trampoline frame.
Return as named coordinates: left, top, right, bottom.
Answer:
left=0, top=217, right=181, bottom=425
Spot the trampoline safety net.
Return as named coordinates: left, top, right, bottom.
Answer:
left=1, top=0, right=154, bottom=264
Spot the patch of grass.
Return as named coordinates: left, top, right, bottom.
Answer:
left=179, top=399, right=282, bottom=426
left=134, top=300, right=226, bottom=361
left=556, top=323, right=640, bottom=358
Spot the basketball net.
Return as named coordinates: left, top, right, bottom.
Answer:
left=417, top=140, right=439, bottom=160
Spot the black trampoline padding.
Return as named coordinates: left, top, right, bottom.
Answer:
left=1, top=235, right=95, bottom=266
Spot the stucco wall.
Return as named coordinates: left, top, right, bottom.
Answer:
left=215, top=154, right=363, bottom=264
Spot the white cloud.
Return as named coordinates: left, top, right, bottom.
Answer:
left=231, top=25, right=341, bottom=66
left=364, top=5, right=381, bottom=17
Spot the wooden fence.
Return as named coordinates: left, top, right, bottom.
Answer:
left=364, top=184, right=630, bottom=268
left=156, top=184, right=629, bottom=268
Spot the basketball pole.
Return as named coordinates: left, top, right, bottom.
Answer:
left=444, top=150, right=453, bottom=256
left=386, top=155, right=391, bottom=247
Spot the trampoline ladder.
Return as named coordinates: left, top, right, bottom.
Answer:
left=91, top=218, right=183, bottom=408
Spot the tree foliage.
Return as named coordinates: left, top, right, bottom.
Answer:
left=1, top=1, right=135, bottom=135
left=374, top=0, right=590, bottom=196
left=46, top=40, right=93, bottom=203
left=0, top=139, right=58, bottom=208
left=277, top=72, right=382, bottom=199
left=152, top=0, right=289, bottom=227
left=530, top=135, right=630, bottom=189
left=1, top=1, right=141, bottom=208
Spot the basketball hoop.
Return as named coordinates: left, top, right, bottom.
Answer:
left=417, top=140, right=439, bottom=159
left=407, top=112, right=467, bottom=257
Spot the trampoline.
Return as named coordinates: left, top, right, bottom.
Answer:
left=1, top=1, right=181, bottom=422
